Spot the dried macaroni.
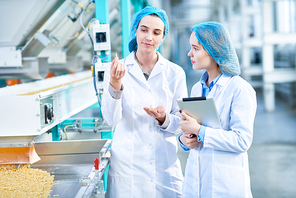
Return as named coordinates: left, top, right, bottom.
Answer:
left=0, top=164, right=55, bottom=198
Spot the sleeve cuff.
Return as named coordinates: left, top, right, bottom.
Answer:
left=108, top=83, right=123, bottom=99
left=197, top=125, right=206, bottom=143
left=155, top=113, right=170, bottom=129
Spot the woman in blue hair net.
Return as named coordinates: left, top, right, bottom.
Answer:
left=178, top=22, right=257, bottom=197
left=101, top=6, right=187, bottom=198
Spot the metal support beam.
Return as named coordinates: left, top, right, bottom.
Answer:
left=264, top=33, right=296, bottom=44
left=121, top=0, right=131, bottom=58
left=262, top=0, right=275, bottom=111
left=131, top=0, right=146, bottom=13
left=264, top=69, right=296, bottom=83
left=94, top=2, right=113, bottom=191
left=132, top=0, right=141, bottom=13
left=52, top=125, right=61, bottom=141
left=263, top=83, right=275, bottom=112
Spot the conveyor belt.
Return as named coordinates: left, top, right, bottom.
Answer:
left=31, top=139, right=111, bottom=197
left=31, top=156, right=109, bottom=198
left=31, top=164, right=93, bottom=197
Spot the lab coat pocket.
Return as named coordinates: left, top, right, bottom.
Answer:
left=213, top=162, right=247, bottom=197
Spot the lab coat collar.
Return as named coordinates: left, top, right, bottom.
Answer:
left=124, top=51, right=137, bottom=66
left=124, top=51, right=165, bottom=66
left=216, top=74, right=232, bottom=86
left=125, top=52, right=148, bottom=87
left=125, top=51, right=164, bottom=86
left=207, top=73, right=232, bottom=98
left=150, top=52, right=164, bottom=78
left=199, top=72, right=232, bottom=87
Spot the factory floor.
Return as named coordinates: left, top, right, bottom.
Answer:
left=177, top=86, right=296, bottom=198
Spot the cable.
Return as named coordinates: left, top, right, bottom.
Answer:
left=79, top=0, right=95, bottom=53
left=96, top=120, right=105, bottom=131
left=79, top=0, right=94, bottom=37
left=79, top=0, right=102, bottom=105
left=68, top=1, right=104, bottom=132
left=63, top=125, right=74, bottom=140
left=100, top=54, right=109, bottom=60
left=79, top=0, right=109, bottom=110
left=91, top=55, right=100, bottom=97
left=68, top=0, right=84, bottom=22
left=74, top=1, right=83, bottom=9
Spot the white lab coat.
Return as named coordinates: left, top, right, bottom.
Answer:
left=182, top=74, right=257, bottom=198
left=102, top=52, right=187, bottom=198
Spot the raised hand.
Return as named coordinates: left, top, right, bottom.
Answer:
left=110, top=54, right=126, bottom=90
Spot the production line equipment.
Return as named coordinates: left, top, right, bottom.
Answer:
left=0, top=0, right=114, bottom=197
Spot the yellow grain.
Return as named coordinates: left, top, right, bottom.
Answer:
left=0, top=164, right=55, bottom=198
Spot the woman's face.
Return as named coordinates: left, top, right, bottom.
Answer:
left=188, top=32, right=217, bottom=71
left=135, top=15, right=164, bottom=53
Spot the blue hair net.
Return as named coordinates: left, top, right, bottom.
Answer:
left=128, top=6, right=169, bottom=53
left=192, top=22, right=241, bottom=76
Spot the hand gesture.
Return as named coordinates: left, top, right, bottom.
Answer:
left=180, top=133, right=200, bottom=149
left=179, top=110, right=201, bottom=136
left=110, top=54, right=126, bottom=90
left=143, top=106, right=166, bottom=124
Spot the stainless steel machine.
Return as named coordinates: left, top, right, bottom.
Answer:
left=0, top=0, right=115, bottom=197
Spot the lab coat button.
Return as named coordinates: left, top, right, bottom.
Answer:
left=149, top=143, right=152, bottom=146
left=150, top=162, right=152, bottom=165
left=151, top=180, right=153, bottom=182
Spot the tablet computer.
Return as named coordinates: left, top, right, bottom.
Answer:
left=177, top=97, right=221, bottom=129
